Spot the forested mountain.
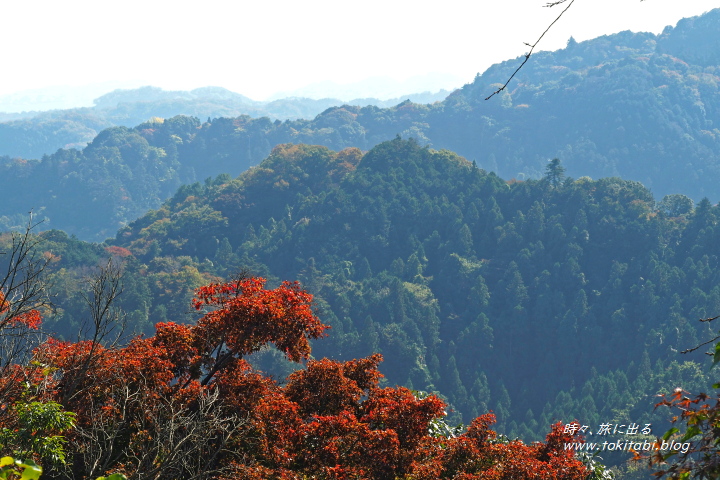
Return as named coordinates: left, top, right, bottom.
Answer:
left=4, top=9, right=720, bottom=479
left=0, top=86, right=451, bottom=159
left=24, top=138, right=718, bottom=475
left=3, top=9, right=720, bottom=243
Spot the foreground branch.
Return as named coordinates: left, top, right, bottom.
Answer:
left=485, top=0, right=576, bottom=100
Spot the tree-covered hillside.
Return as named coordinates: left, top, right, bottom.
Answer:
left=36, top=138, right=698, bottom=470
left=10, top=138, right=719, bottom=476
left=0, top=86, right=450, bottom=159
left=4, top=9, right=720, bottom=242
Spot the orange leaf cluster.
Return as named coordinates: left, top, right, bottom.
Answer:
left=0, top=290, right=9, bottom=314
left=411, top=419, right=588, bottom=480
left=9, top=309, right=42, bottom=329
left=104, top=245, right=133, bottom=258
left=192, top=277, right=328, bottom=363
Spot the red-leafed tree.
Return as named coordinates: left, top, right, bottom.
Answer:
left=31, top=275, right=328, bottom=478
left=7, top=275, right=593, bottom=479
left=409, top=416, right=589, bottom=480
left=190, top=276, right=327, bottom=384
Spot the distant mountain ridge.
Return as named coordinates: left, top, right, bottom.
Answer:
left=3, top=8, right=720, bottom=240
left=90, top=86, right=257, bottom=109
left=0, top=85, right=452, bottom=159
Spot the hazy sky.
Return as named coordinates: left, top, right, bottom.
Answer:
left=1, top=0, right=717, bottom=100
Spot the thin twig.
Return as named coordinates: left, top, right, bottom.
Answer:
left=681, top=333, right=720, bottom=354
left=486, top=0, right=576, bottom=100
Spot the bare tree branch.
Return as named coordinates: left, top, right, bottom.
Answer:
left=61, top=258, right=127, bottom=405
left=0, top=215, right=51, bottom=419
left=71, top=385, right=246, bottom=480
left=680, top=315, right=720, bottom=354
left=486, top=0, right=576, bottom=100
left=78, top=257, right=126, bottom=347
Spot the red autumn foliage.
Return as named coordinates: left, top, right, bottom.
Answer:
left=104, top=245, right=133, bottom=258
left=7, top=309, right=42, bottom=329
left=0, top=290, right=9, bottom=314
left=284, top=355, right=383, bottom=417
left=10, top=276, right=591, bottom=479
left=192, top=277, right=327, bottom=366
left=0, top=290, right=41, bottom=329
left=411, top=417, right=588, bottom=480
left=215, top=358, right=279, bottom=415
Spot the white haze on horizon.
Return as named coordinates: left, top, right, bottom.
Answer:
left=0, top=0, right=717, bottom=112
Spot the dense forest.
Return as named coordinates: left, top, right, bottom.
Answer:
left=6, top=137, right=717, bottom=476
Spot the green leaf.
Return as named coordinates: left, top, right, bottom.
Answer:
left=681, top=426, right=701, bottom=441
left=16, top=460, right=41, bottom=480
left=714, top=342, right=720, bottom=365
left=0, top=458, right=13, bottom=468
left=662, top=427, right=679, bottom=440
